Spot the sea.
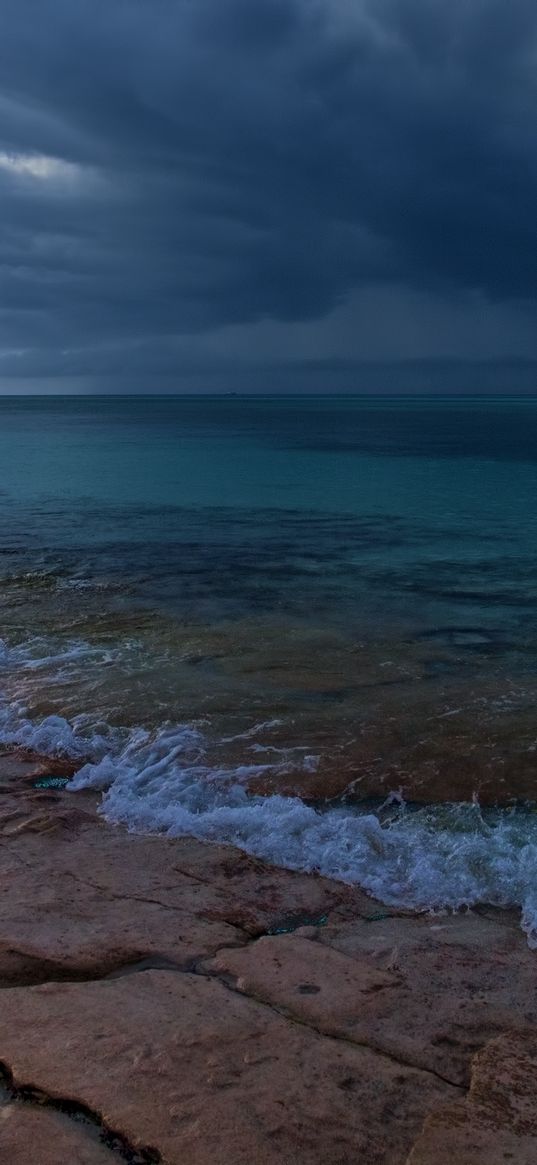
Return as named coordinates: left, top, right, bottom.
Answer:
left=2, top=393, right=537, bottom=943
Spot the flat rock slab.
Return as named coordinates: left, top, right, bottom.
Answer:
left=0, top=823, right=240, bottom=982
left=407, top=1031, right=537, bottom=1163
left=206, top=933, right=398, bottom=1026
left=0, top=969, right=452, bottom=1165
left=0, top=1104, right=115, bottom=1165
left=317, top=907, right=537, bottom=1085
left=207, top=918, right=537, bottom=1087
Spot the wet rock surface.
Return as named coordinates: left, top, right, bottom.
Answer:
left=0, top=749, right=536, bottom=1163
left=0, top=1104, right=117, bottom=1165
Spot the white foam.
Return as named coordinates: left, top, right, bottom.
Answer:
left=0, top=638, right=126, bottom=756
left=67, top=720, right=537, bottom=949
left=0, top=636, right=117, bottom=672
left=3, top=636, right=537, bottom=948
left=0, top=700, right=120, bottom=759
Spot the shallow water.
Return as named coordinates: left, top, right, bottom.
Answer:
left=2, top=395, right=537, bottom=940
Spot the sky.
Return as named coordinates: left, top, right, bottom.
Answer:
left=1, top=0, right=537, bottom=394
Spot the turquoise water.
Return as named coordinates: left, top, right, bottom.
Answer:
left=2, top=394, right=537, bottom=625
left=2, top=394, right=537, bottom=940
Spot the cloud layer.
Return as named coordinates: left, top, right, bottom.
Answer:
left=1, top=0, right=537, bottom=389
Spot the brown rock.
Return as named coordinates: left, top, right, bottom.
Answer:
left=206, top=933, right=398, bottom=1028
left=209, top=911, right=537, bottom=1088
left=0, top=821, right=241, bottom=983
left=314, top=908, right=537, bottom=1086
left=0, top=1104, right=114, bottom=1165
left=407, top=1031, right=537, bottom=1164
left=1, top=747, right=537, bottom=1163
left=0, top=748, right=82, bottom=783
left=0, top=969, right=452, bottom=1165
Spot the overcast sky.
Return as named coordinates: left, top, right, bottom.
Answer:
left=1, top=0, right=537, bottom=393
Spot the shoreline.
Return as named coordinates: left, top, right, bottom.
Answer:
left=1, top=748, right=537, bottom=1163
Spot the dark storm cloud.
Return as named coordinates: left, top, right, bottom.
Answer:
left=1, top=0, right=537, bottom=386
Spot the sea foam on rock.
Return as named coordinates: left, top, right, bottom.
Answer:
left=69, top=726, right=537, bottom=948
left=3, top=684, right=537, bottom=947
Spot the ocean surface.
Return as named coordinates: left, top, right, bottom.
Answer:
left=2, top=394, right=537, bottom=943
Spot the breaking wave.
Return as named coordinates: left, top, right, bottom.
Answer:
left=1, top=685, right=537, bottom=947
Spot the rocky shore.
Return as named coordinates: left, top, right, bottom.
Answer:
left=1, top=749, right=536, bottom=1164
